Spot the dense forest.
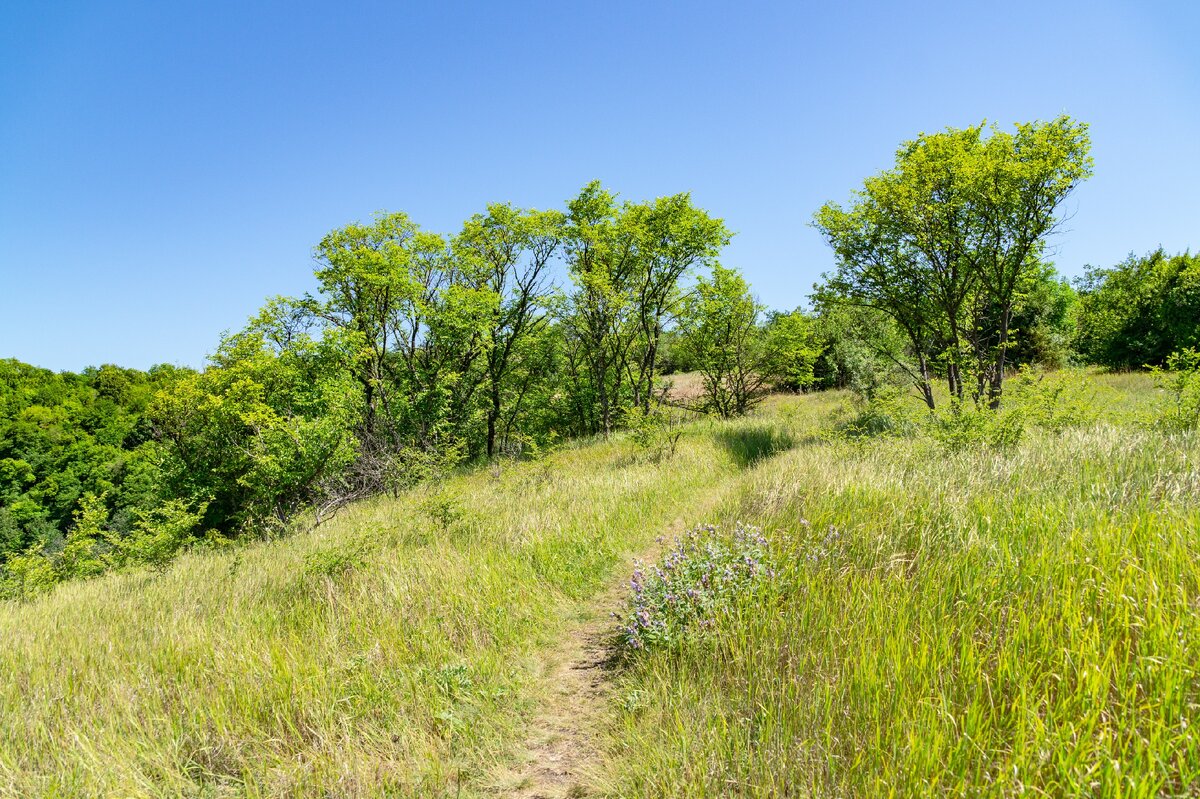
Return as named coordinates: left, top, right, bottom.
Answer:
left=2, top=116, right=1198, bottom=597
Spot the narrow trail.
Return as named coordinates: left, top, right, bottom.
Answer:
left=499, top=515, right=688, bottom=799
left=485, top=448, right=747, bottom=798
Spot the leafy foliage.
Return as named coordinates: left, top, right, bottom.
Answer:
left=678, top=265, right=769, bottom=417
left=152, top=329, right=361, bottom=535
left=1152, top=348, right=1200, bottom=432
left=761, top=310, right=822, bottom=391
left=814, top=116, right=1093, bottom=408
left=1075, top=249, right=1200, bottom=368
left=0, top=360, right=184, bottom=564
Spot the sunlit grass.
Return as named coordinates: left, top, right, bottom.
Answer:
left=2, top=371, right=1193, bottom=797
left=602, top=376, right=1200, bottom=797
left=0, top=414, right=789, bottom=798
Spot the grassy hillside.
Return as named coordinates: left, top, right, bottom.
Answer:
left=2, top=373, right=1197, bottom=797
left=602, top=375, right=1200, bottom=797
left=0, top=397, right=772, bottom=797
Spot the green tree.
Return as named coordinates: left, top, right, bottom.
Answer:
left=151, top=330, right=360, bottom=534
left=679, top=265, right=767, bottom=417
left=304, top=212, right=498, bottom=479
left=559, top=182, right=729, bottom=434
left=455, top=204, right=563, bottom=457
left=58, top=491, right=109, bottom=579
left=810, top=302, right=916, bottom=396
left=761, top=310, right=822, bottom=392
left=0, top=358, right=183, bottom=565
left=815, top=117, right=1092, bottom=408
left=307, top=212, right=449, bottom=450
left=1075, top=249, right=1200, bottom=368
left=560, top=182, right=642, bottom=435
left=626, top=194, right=730, bottom=411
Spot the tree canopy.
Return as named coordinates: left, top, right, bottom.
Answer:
left=814, top=116, right=1093, bottom=407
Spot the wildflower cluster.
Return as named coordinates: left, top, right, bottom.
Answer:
left=617, top=522, right=773, bottom=652
left=797, top=519, right=845, bottom=566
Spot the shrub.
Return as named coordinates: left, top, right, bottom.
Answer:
left=617, top=523, right=773, bottom=652
left=626, top=405, right=684, bottom=463
left=0, top=549, right=58, bottom=601
left=420, top=490, right=465, bottom=531
left=1153, top=348, right=1200, bottom=432
left=1004, top=367, right=1100, bottom=432
left=57, top=492, right=110, bottom=580
left=927, top=399, right=1024, bottom=451
left=109, top=499, right=207, bottom=573
left=303, top=544, right=365, bottom=578
left=837, top=385, right=922, bottom=438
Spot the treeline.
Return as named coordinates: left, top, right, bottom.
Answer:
left=3, top=123, right=1197, bottom=595
left=1, top=182, right=821, bottom=593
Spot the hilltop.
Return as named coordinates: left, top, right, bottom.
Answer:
left=2, top=375, right=1198, bottom=797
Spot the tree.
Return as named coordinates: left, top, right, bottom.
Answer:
left=150, top=330, right=360, bottom=534
left=0, top=358, right=184, bottom=566
left=1003, top=264, right=1078, bottom=370
left=305, top=212, right=497, bottom=479
left=810, top=303, right=913, bottom=395
left=455, top=204, right=563, bottom=457
left=1075, top=249, right=1200, bottom=368
left=560, top=182, right=643, bottom=436
left=306, top=212, right=451, bottom=451
left=626, top=194, right=730, bottom=411
left=813, top=194, right=950, bottom=408
left=679, top=265, right=767, bottom=417
left=966, top=118, right=1092, bottom=404
left=761, top=311, right=822, bottom=391
left=815, top=117, right=1092, bottom=408
left=559, top=181, right=730, bottom=435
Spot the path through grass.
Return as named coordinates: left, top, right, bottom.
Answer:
left=0, top=397, right=828, bottom=798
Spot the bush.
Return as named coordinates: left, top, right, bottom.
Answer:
left=617, top=523, right=773, bottom=652
left=926, top=400, right=1024, bottom=451
left=0, top=549, right=57, bottom=601
left=1153, top=348, right=1200, bottom=432
left=109, top=499, right=207, bottom=573
left=1004, top=368, right=1100, bottom=433
left=1074, top=249, right=1200, bottom=368
left=839, top=370, right=1101, bottom=450
left=303, top=543, right=365, bottom=578
left=626, top=405, right=684, bottom=463
left=837, top=385, right=922, bottom=439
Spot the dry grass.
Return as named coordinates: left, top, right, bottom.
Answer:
left=601, top=372, right=1200, bottom=797
left=2, top=371, right=1193, bottom=797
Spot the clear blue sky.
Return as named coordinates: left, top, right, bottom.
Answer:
left=2, top=1, right=1197, bottom=372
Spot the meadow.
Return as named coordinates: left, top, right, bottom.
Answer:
left=1, top=371, right=1196, bottom=797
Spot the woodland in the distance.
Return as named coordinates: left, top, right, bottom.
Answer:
left=1, top=116, right=1197, bottom=597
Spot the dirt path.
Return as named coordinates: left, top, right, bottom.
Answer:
left=497, top=516, right=686, bottom=799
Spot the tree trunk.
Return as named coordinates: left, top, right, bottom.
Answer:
left=486, top=383, right=500, bottom=458
left=989, top=305, right=1011, bottom=410
left=918, top=353, right=936, bottom=410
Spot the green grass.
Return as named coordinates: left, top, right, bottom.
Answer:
left=2, top=371, right=1196, bottom=797
left=0, top=422, right=761, bottom=798
left=602, top=374, right=1200, bottom=797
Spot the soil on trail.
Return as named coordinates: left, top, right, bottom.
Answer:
left=508, top=601, right=619, bottom=798
left=499, top=519, right=684, bottom=799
